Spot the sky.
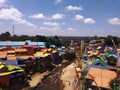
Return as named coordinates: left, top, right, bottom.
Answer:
left=0, top=0, right=120, bottom=37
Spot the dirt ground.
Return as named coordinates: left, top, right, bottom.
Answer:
left=60, top=63, right=77, bottom=90
left=1, top=60, right=73, bottom=90
left=35, top=60, right=73, bottom=90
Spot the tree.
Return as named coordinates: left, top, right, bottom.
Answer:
left=36, top=35, right=47, bottom=42
left=45, top=41, right=50, bottom=48
left=104, top=35, right=120, bottom=47
left=0, top=31, right=11, bottom=41
left=93, top=35, right=98, bottom=40
left=109, top=78, right=120, bottom=90
left=5, top=32, right=11, bottom=37
left=52, top=35, right=62, bottom=47
left=10, top=35, right=19, bottom=41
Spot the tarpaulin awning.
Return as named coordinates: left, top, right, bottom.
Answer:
left=0, top=63, right=24, bottom=75
left=0, top=62, right=6, bottom=69
left=34, top=52, right=50, bottom=58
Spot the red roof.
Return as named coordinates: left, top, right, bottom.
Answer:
left=22, top=45, right=40, bottom=48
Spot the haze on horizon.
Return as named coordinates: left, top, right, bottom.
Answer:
left=0, top=0, right=120, bottom=37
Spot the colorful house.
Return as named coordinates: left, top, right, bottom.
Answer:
left=107, top=54, right=118, bottom=66
left=0, top=62, right=24, bottom=87
left=15, top=48, right=27, bottom=56
left=86, top=67, right=117, bottom=90
left=82, top=59, right=108, bottom=72
left=0, top=51, right=7, bottom=60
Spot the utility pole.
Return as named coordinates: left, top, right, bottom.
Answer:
left=81, top=40, right=84, bottom=54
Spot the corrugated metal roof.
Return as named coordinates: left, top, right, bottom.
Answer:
left=28, top=42, right=37, bottom=45
left=0, top=41, right=46, bottom=47
left=0, top=41, right=7, bottom=46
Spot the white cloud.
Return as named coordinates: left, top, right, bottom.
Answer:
left=39, top=26, right=62, bottom=36
left=108, top=17, right=120, bottom=25
left=67, top=28, right=75, bottom=31
left=66, top=5, right=83, bottom=11
left=55, top=0, right=62, bottom=4
left=52, top=13, right=65, bottom=20
left=29, top=13, right=45, bottom=19
left=15, top=18, right=35, bottom=27
left=39, top=26, right=78, bottom=36
left=84, top=18, right=95, bottom=24
left=0, top=0, right=6, bottom=7
left=43, top=21, right=60, bottom=26
left=0, top=7, right=35, bottom=27
left=66, top=27, right=79, bottom=36
left=0, top=7, right=23, bottom=19
left=74, top=14, right=84, bottom=20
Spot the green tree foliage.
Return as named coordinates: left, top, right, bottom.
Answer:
left=0, top=32, right=64, bottom=48
left=1, top=32, right=119, bottom=49
left=105, top=35, right=113, bottom=47
left=36, top=35, right=47, bottom=42
left=104, top=35, right=120, bottom=47
left=64, top=52, right=76, bottom=61
left=109, top=78, right=120, bottom=90
left=93, top=35, right=98, bottom=40
left=0, top=31, right=11, bottom=41
left=51, top=35, right=62, bottom=47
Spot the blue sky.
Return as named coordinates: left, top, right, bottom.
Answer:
left=0, top=0, right=120, bottom=37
